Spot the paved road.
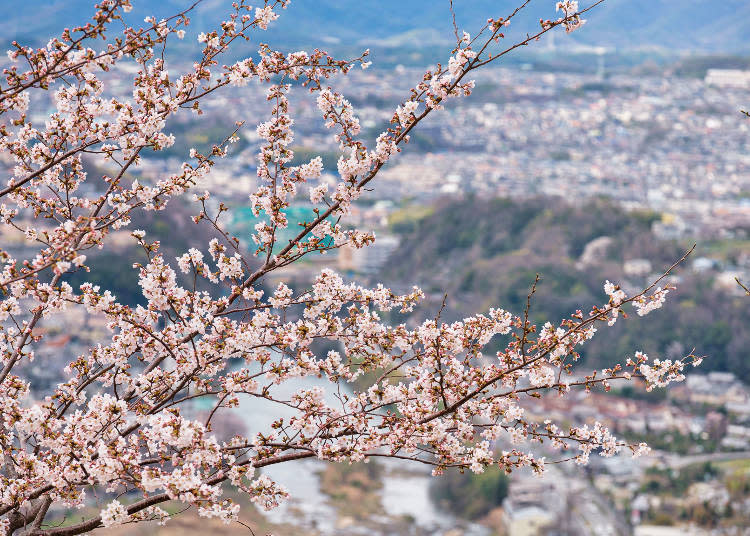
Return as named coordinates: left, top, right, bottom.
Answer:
left=555, top=465, right=630, bottom=536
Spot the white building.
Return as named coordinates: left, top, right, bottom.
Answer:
left=705, top=69, right=750, bottom=88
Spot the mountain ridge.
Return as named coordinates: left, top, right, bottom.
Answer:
left=2, top=1, right=749, bottom=54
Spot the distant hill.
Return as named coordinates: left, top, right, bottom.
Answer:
left=379, top=196, right=750, bottom=377
left=2, top=0, right=750, bottom=54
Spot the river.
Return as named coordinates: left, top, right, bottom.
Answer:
left=229, top=369, right=490, bottom=535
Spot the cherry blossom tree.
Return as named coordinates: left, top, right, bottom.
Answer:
left=0, top=0, right=700, bottom=534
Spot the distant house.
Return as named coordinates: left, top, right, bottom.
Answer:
left=630, top=494, right=649, bottom=525
left=501, top=476, right=566, bottom=536
left=705, top=69, right=750, bottom=88
left=721, top=424, right=750, bottom=450
left=691, top=257, right=716, bottom=273
left=686, top=372, right=749, bottom=406
left=715, top=270, right=749, bottom=295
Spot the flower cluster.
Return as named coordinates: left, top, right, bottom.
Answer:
left=540, top=0, right=587, bottom=33
left=556, top=1, right=587, bottom=32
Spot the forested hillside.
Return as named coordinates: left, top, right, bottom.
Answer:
left=380, top=196, right=750, bottom=377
